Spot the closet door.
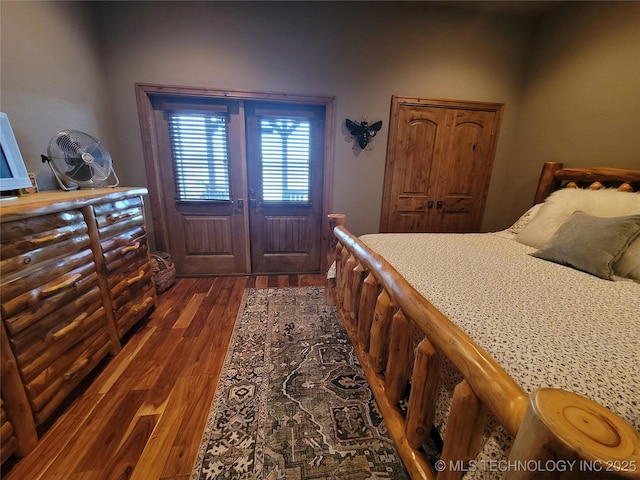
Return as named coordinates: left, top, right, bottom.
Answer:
left=430, top=108, right=500, bottom=232
left=380, top=97, right=503, bottom=233
left=379, top=104, right=449, bottom=233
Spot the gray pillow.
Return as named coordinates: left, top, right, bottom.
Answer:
left=531, top=211, right=640, bottom=279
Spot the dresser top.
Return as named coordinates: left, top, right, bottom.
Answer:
left=0, top=187, right=149, bottom=222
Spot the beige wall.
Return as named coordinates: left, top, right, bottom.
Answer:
left=507, top=1, right=640, bottom=220
left=0, top=1, right=116, bottom=191
left=94, top=1, right=532, bottom=235
left=1, top=1, right=638, bottom=237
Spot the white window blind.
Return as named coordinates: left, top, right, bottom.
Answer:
left=259, top=118, right=310, bottom=203
left=167, top=112, right=230, bottom=202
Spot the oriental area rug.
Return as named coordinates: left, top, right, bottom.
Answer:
left=191, top=287, right=410, bottom=480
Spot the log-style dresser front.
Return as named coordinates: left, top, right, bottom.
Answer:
left=0, top=188, right=156, bottom=462
left=92, top=197, right=155, bottom=338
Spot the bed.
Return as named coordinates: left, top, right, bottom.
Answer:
left=325, top=162, right=640, bottom=479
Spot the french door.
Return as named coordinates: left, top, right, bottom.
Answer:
left=136, top=85, right=333, bottom=276
left=245, top=103, right=325, bottom=273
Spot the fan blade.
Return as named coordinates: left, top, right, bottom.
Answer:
left=65, top=162, right=94, bottom=182
left=84, top=142, right=112, bottom=180
left=88, top=162, right=111, bottom=181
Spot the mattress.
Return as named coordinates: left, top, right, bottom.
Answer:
left=359, top=232, right=640, bottom=477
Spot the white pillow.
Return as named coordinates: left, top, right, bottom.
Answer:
left=515, top=188, right=640, bottom=249
left=507, top=203, right=543, bottom=235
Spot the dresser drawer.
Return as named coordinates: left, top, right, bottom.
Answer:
left=106, top=236, right=155, bottom=337
left=0, top=211, right=89, bottom=280
left=27, top=326, right=111, bottom=425
left=91, top=199, right=156, bottom=338
left=93, top=197, right=144, bottom=239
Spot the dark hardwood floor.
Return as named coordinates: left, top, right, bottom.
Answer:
left=3, top=274, right=326, bottom=480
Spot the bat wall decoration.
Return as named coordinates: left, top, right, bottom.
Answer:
left=346, top=118, right=383, bottom=149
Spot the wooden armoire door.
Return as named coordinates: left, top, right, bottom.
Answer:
left=380, top=97, right=503, bottom=233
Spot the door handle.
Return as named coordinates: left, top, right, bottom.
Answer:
left=436, top=200, right=443, bottom=209
left=249, top=189, right=257, bottom=209
left=427, top=200, right=434, bottom=209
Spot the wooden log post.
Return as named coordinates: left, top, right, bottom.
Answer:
left=357, top=273, right=380, bottom=352
left=0, top=321, right=38, bottom=456
left=325, top=214, right=346, bottom=305
left=533, top=162, right=563, bottom=204
left=348, top=262, right=366, bottom=326
left=335, top=242, right=345, bottom=306
left=438, top=380, right=487, bottom=480
left=406, top=338, right=442, bottom=449
left=369, top=289, right=396, bottom=374
left=342, top=254, right=358, bottom=319
left=506, top=389, right=640, bottom=480
left=82, top=205, right=122, bottom=355
left=385, top=310, right=415, bottom=406
left=336, top=243, right=349, bottom=309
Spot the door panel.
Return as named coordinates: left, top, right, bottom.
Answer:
left=245, top=104, right=324, bottom=273
left=432, top=109, right=498, bottom=232
left=381, top=105, right=448, bottom=232
left=153, top=104, right=249, bottom=276
left=182, top=216, right=233, bottom=254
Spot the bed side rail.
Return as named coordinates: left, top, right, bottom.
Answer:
left=327, top=213, right=640, bottom=480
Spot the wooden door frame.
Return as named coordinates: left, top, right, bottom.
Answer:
left=135, top=83, right=336, bottom=274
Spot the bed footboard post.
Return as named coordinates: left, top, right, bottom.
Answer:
left=406, top=339, right=442, bottom=449
left=384, top=310, right=415, bottom=405
left=369, top=290, right=396, bottom=374
left=357, top=273, right=379, bottom=351
left=506, top=388, right=640, bottom=480
left=439, top=380, right=488, bottom=480
left=326, top=213, right=346, bottom=305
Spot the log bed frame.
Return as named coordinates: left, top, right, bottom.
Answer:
left=325, top=162, right=640, bottom=480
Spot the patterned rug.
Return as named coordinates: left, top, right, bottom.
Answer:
left=191, top=287, right=410, bottom=479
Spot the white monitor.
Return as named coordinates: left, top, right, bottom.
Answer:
left=1, top=112, right=32, bottom=199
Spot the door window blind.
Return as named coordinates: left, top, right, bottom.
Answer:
left=167, top=112, right=230, bottom=202
left=259, top=118, right=310, bottom=203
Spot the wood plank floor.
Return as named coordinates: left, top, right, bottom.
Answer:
left=2, top=274, right=326, bottom=480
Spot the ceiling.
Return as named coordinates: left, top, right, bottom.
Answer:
left=425, top=1, right=564, bottom=18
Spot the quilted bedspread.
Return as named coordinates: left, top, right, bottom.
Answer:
left=360, top=232, right=639, bottom=477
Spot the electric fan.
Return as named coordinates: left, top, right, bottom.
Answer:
left=42, top=130, right=119, bottom=190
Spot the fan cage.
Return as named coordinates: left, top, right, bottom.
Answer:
left=46, top=130, right=119, bottom=189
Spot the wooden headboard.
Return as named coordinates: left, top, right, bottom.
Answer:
left=534, top=161, right=640, bottom=204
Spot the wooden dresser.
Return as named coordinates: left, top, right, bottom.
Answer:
left=0, top=188, right=156, bottom=461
